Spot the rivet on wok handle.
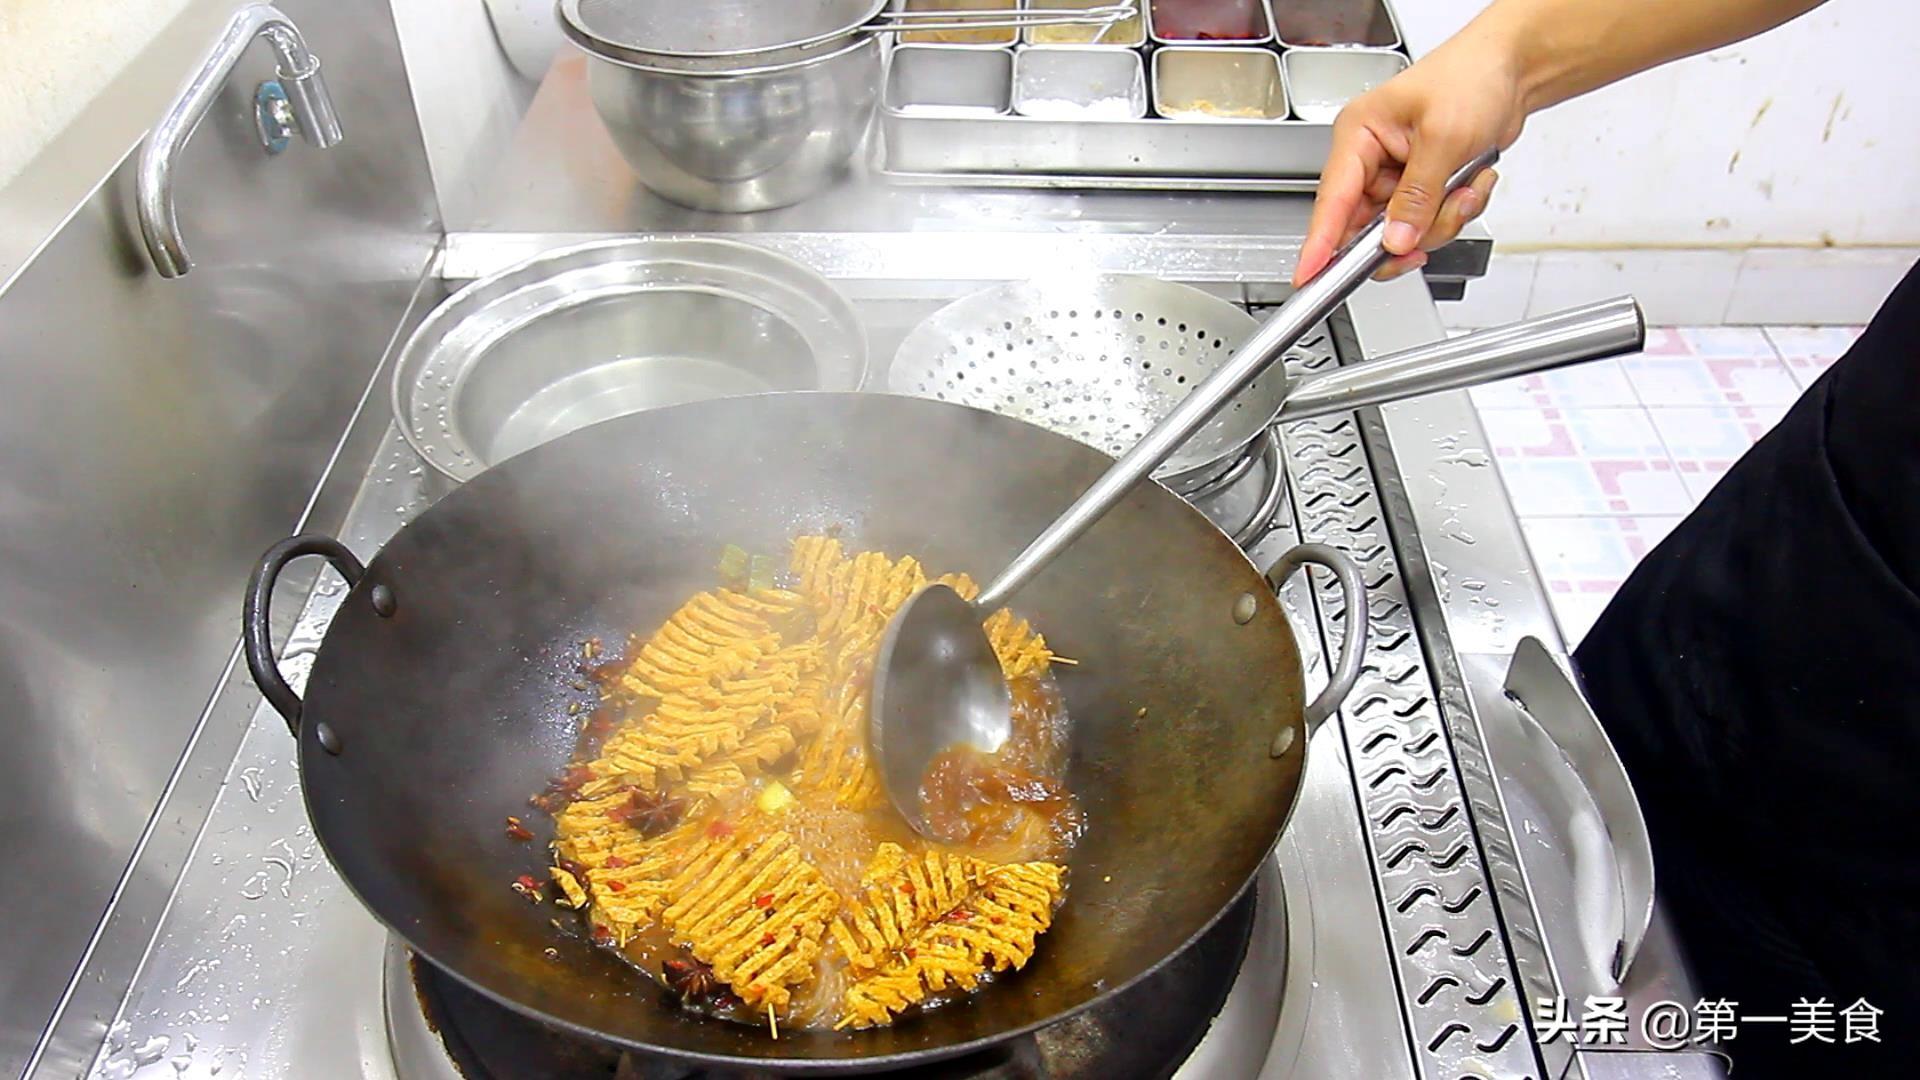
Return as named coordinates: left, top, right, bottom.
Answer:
left=1263, top=543, right=1369, bottom=749
left=243, top=533, right=366, bottom=751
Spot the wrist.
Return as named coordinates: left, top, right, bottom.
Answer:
left=1467, top=1, right=1555, bottom=116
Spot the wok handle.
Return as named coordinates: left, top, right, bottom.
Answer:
left=244, top=534, right=365, bottom=735
left=1265, top=544, right=1368, bottom=739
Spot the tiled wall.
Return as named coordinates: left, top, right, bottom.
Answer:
left=1472, top=326, right=1861, bottom=644
left=1446, top=250, right=1917, bottom=328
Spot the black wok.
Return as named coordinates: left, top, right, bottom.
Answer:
left=242, top=392, right=1364, bottom=1071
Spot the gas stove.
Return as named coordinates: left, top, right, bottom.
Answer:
left=64, top=270, right=1712, bottom=1080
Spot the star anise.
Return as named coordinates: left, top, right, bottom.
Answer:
left=662, top=956, right=720, bottom=1005
left=609, top=787, right=686, bottom=838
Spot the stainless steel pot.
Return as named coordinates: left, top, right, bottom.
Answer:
left=560, top=1, right=1128, bottom=211
left=577, top=36, right=882, bottom=213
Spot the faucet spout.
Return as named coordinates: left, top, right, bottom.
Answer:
left=137, top=3, right=343, bottom=278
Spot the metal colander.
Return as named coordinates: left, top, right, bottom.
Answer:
left=888, top=276, right=1306, bottom=489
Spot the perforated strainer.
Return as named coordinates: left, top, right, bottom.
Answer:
left=888, top=276, right=1312, bottom=490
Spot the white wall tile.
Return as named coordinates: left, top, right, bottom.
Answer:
left=1439, top=253, right=1537, bottom=329
left=1725, top=247, right=1919, bottom=325
left=1527, top=250, right=1742, bottom=325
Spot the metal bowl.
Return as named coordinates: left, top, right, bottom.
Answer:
left=394, top=238, right=868, bottom=484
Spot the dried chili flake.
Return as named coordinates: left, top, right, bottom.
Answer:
left=942, top=910, right=971, bottom=923
left=991, top=915, right=1005, bottom=924
left=759, top=932, right=777, bottom=947
left=707, top=820, right=735, bottom=839
left=899, top=881, right=916, bottom=895
left=605, top=880, right=626, bottom=893
left=904, top=947, right=918, bottom=960
left=511, top=874, right=544, bottom=902
left=753, top=893, right=774, bottom=909
left=590, top=925, right=613, bottom=944
left=604, top=854, right=628, bottom=869
left=504, top=816, right=534, bottom=842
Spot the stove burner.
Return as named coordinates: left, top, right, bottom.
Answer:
left=397, top=885, right=1260, bottom=1080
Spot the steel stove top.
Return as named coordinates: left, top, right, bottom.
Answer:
left=66, top=273, right=1715, bottom=1080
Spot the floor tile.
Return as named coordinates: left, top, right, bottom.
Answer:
left=1544, top=589, right=1613, bottom=646
left=1481, top=408, right=1693, bottom=515
left=1480, top=406, right=1669, bottom=459
left=1467, top=358, right=1640, bottom=410
left=1763, top=325, right=1865, bottom=389
left=1673, top=327, right=1775, bottom=357
left=1520, top=515, right=1685, bottom=645
left=1646, top=405, right=1789, bottom=501
left=1620, top=352, right=1803, bottom=407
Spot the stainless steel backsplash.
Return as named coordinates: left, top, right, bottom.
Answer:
left=0, top=0, right=439, bottom=1072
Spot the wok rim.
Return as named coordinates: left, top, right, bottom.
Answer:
left=293, top=391, right=1315, bottom=1069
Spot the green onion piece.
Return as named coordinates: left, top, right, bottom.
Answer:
left=717, top=544, right=750, bottom=588
left=749, top=554, right=777, bottom=593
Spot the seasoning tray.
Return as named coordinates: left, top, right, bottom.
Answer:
left=878, top=0, right=1409, bottom=188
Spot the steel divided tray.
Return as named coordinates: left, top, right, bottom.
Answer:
left=879, top=0, right=1409, bottom=189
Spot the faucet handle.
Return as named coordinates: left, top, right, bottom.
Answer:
left=136, top=3, right=343, bottom=279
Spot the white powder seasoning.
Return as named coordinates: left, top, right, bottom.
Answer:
left=1014, top=95, right=1139, bottom=121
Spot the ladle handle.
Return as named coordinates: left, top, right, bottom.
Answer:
left=973, top=150, right=1500, bottom=611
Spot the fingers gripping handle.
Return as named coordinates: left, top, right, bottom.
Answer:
left=1321, top=148, right=1501, bottom=294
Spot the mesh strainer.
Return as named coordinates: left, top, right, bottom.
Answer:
left=888, top=276, right=1312, bottom=489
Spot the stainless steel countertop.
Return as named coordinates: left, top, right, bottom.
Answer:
left=51, top=56, right=1705, bottom=1079
left=441, top=55, right=1489, bottom=291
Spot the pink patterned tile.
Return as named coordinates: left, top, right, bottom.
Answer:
left=1638, top=327, right=1694, bottom=356
left=1764, top=326, right=1865, bottom=389
left=1674, top=327, right=1775, bottom=357
left=1481, top=407, right=1692, bottom=514
left=1621, top=353, right=1802, bottom=407
left=1481, top=407, right=1669, bottom=460
left=1522, top=516, right=1676, bottom=577
left=1646, top=405, right=1789, bottom=501
left=1467, top=358, right=1640, bottom=410
left=1521, top=515, right=1685, bottom=644
left=1544, top=590, right=1613, bottom=646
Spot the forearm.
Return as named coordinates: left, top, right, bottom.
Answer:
left=1459, top=0, right=1828, bottom=113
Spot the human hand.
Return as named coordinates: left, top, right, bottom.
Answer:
left=1293, top=30, right=1529, bottom=286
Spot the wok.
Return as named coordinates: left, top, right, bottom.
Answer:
left=242, top=392, right=1364, bottom=1071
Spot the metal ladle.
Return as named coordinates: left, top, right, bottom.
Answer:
left=869, top=150, right=1628, bottom=837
